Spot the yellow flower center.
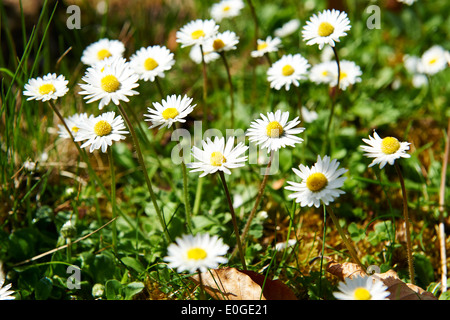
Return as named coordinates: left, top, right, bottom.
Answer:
left=71, top=126, right=79, bottom=133
left=339, top=72, right=348, bottom=80
left=257, top=42, right=268, bottom=51
left=322, top=70, right=329, bottom=76
left=428, top=57, right=437, bottom=65
left=266, top=121, right=284, bottom=138
left=144, top=57, right=159, bottom=71
left=161, top=107, right=179, bottom=120
left=381, top=137, right=401, bottom=154
left=93, top=120, right=112, bottom=137
left=318, top=22, right=335, bottom=37
left=97, top=48, right=112, bottom=61
left=100, top=75, right=120, bottom=93
left=213, top=39, right=225, bottom=51
left=210, top=151, right=227, bottom=166
left=223, top=5, right=231, bottom=12
left=39, top=83, right=56, bottom=95
left=282, top=64, right=295, bottom=76
left=187, top=247, right=208, bottom=260
left=191, top=29, right=205, bottom=40
left=354, top=287, right=372, bottom=300
left=306, top=172, right=328, bottom=192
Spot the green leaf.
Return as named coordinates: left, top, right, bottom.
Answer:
left=123, top=282, right=145, bottom=300
left=105, top=279, right=123, bottom=300
left=121, top=257, right=146, bottom=274
left=35, top=277, right=53, bottom=300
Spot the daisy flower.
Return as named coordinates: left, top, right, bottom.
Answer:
left=176, top=19, right=219, bottom=48
left=164, top=233, right=229, bottom=273
left=23, top=73, right=69, bottom=102
left=57, top=113, right=91, bottom=139
left=301, top=106, right=318, bottom=123
left=403, top=54, right=421, bottom=74
left=209, top=30, right=240, bottom=53
left=210, top=0, right=244, bottom=22
left=81, top=38, right=125, bottom=66
left=189, top=43, right=221, bottom=64
left=285, top=155, right=347, bottom=208
left=251, top=36, right=282, bottom=58
left=396, top=0, right=417, bottom=5
left=78, top=57, right=140, bottom=110
left=302, top=9, right=351, bottom=50
left=74, top=111, right=128, bottom=153
left=0, top=278, right=15, bottom=300
left=417, top=45, right=448, bottom=76
left=309, top=61, right=335, bottom=85
left=329, top=60, right=362, bottom=90
left=246, top=110, right=305, bottom=152
left=333, top=275, right=390, bottom=300
left=186, top=136, right=248, bottom=177
left=360, top=130, right=411, bottom=169
left=274, top=19, right=301, bottom=38
left=144, top=94, right=196, bottom=129
left=129, top=45, right=175, bottom=82
left=267, top=54, right=310, bottom=90
left=412, top=73, right=428, bottom=88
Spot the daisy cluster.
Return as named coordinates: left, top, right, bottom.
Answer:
left=19, top=0, right=446, bottom=297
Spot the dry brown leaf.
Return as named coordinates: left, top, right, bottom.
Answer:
left=190, top=267, right=297, bottom=300
left=326, top=260, right=437, bottom=300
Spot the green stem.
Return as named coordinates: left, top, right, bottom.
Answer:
left=199, top=44, right=208, bottom=127
left=319, top=203, right=327, bottom=297
left=193, top=177, right=203, bottom=216
left=155, top=77, right=165, bottom=100
left=324, top=46, right=341, bottom=153
left=395, top=162, right=415, bottom=285
left=117, top=102, right=170, bottom=243
left=107, top=147, right=117, bottom=254
left=220, top=52, right=235, bottom=128
left=232, top=151, right=274, bottom=259
left=219, top=171, right=247, bottom=270
left=327, top=206, right=365, bottom=270
left=182, top=161, right=192, bottom=232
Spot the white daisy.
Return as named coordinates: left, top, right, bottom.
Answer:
left=403, top=54, right=421, bottom=74
left=57, top=113, right=91, bottom=139
left=301, top=106, right=318, bottom=123
left=246, top=110, right=305, bottom=152
left=360, top=130, right=411, bottom=169
left=309, top=60, right=335, bottom=85
left=80, top=38, right=125, bottom=66
left=274, top=19, right=301, bottom=38
left=210, top=0, right=244, bottom=22
left=144, top=94, right=196, bottom=129
left=417, top=45, right=448, bottom=76
left=74, top=111, right=128, bottom=153
left=302, top=9, right=351, bottom=50
left=129, top=45, right=175, bottom=82
left=78, top=57, right=140, bottom=110
left=412, top=73, right=428, bottom=88
left=267, top=53, right=310, bottom=90
left=396, top=0, right=417, bottom=5
left=0, top=278, right=15, bottom=300
left=23, top=73, right=69, bottom=102
left=186, top=136, right=248, bottom=177
left=176, top=19, right=219, bottom=48
left=333, top=275, right=390, bottom=300
left=251, top=36, right=282, bottom=58
left=164, top=233, right=229, bottom=273
left=329, top=60, right=362, bottom=90
left=209, top=30, right=240, bottom=53
left=189, top=43, right=221, bottom=64
left=285, top=155, right=347, bottom=208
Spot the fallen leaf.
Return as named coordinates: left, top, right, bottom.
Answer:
left=326, top=260, right=437, bottom=300
left=190, top=267, right=297, bottom=300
